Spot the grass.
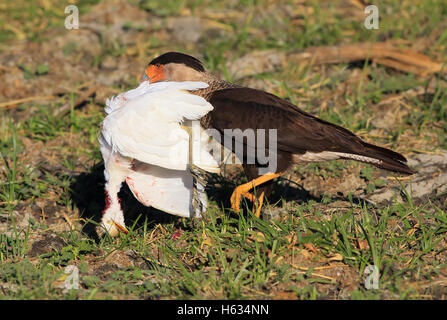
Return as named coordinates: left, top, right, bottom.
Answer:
left=1, top=189, right=446, bottom=299
left=0, top=0, right=446, bottom=300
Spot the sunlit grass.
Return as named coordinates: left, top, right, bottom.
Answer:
left=0, top=0, right=446, bottom=300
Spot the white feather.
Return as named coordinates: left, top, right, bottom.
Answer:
left=102, top=81, right=215, bottom=170
left=125, top=163, right=196, bottom=218
left=99, top=81, right=218, bottom=233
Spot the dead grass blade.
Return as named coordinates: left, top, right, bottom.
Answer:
left=0, top=95, right=54, bottom=109
left=289, top=42, right=444, bottom=76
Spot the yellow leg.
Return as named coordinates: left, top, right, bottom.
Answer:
left=253, top=191, right=265, bottom=218
left=230, top=172, right=282, bottom=214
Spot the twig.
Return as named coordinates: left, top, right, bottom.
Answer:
left=52, top=85, right=99, bottom=118
left=62, top=212, right=75, bottom=231
left=295, top=271, right=336, bottom=282
left=291, top=263, right=345, bottom=282
left=40, top=205, right=46, bottom=225
left=386, top=176, right=412, bottom=180
left=0, top=95, right=54, bottom=109
left=292, top=263, right=347, bottom=271
left=287, top=42, right=444, bottom=76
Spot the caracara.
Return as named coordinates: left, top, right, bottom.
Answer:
left=140, top=52, right=414, bottom=218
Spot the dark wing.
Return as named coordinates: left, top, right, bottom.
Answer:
left=208, top=87, right=413, bottom=174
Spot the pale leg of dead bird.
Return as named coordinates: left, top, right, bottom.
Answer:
left=99, top=153, right=131, bottom=237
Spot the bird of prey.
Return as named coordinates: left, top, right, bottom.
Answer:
left=99, top=80, right=220, bottom=236
left=140, top=52, right=414, bottom=217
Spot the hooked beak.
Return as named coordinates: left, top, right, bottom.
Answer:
left=139, top=71, right=149, bottom=83
left=140, top=64, right=165, bottom=84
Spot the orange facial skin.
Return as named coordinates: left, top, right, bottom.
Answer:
left=143, top=64, right=165, bottom=83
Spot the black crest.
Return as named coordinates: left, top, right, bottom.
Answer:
left=149, top=52, right=205, bottom=72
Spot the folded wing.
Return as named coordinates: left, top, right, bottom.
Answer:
left=102, top=81, right=219, bottom=172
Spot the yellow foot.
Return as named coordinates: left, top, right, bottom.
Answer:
left=230, top=172, right=282, bottom=215
left=253, top=191, right=265, bottom=218
left=230, top=187, right=255, bottom=212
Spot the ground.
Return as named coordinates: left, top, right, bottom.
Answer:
left=0, top=0, right=447, bottom=300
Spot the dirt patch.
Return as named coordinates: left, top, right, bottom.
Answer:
left=28, top=235, right=66, bottom=257
left=366, top=152, right=447, bottom=206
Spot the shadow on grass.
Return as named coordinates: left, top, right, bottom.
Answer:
left=69, top=163, right=179, bottom=240
left=70, top=163, right=371, bottom=239
left=204, top=170, right=370, bottom=220
left=204, top=172, right=318, bottom=215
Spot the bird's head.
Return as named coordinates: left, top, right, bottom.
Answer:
left=140, top=52, right=206, bottom=83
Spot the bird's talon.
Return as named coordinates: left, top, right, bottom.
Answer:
left=230, top=190, right=241, bottom=212
left=230, top=188, right=256, bottom=213
left=230, top=187, right=244, bottom=212
left=252, top=191, right=265, bottom=218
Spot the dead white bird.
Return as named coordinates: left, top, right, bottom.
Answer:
left=99, top=81, right=220, bottom=236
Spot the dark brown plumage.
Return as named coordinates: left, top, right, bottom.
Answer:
left=149, top=52, right=205, bottom=72
left=206, top=87, right=413, bottom=175
left=142, top=52, right=414, bottom=216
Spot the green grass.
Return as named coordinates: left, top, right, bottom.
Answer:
left=1, top=192, right=446, bottom=299
left=0, top=0, right=446, bottom=300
